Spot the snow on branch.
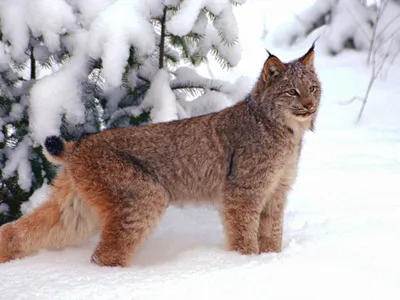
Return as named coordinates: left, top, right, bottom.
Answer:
left=0, top=0, right=250, bottom=202
left=87, top=0, right=156, bottom=88
left=141, top=69, right=178, bottom=123
left=166, top=0, right=204, bottom=36
left=0, top=0, right=76, bottom=62
left=272, top=0, right=374, bottom=54
left=29, top=55, right=87, bottom=143
left=167, top=0, right=242, bottom=68
left=2, top=137, right=32, bottom=191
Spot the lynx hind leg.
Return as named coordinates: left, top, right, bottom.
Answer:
left=85, top=179, right=169, bottom=268
left=0, top=169, right=99, bottom=264
left=221, top=187, right=264, bottom=255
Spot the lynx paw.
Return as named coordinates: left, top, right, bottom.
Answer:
left=227, top=243, right=259, bottom=255
left=258, top=239, right=282, bottom=254
left=0, top=224, right=16, bottom=263
left=91, top=250, right=130, bottom=268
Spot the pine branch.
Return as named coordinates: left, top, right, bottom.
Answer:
left=170, top=81, right=222, bottom=91
left=137, top=74, right=151, bottom=84
left=30, top=45, right=36, bottom=80
left=210, top=47, right=233, bottom=69
left=159, top=7, right=167, bottom=69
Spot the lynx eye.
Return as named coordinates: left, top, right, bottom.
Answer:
left=309, top=86, right=317, bottom=93
left=286, top=89, right=298, bottom=96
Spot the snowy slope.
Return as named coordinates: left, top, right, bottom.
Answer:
left=2, top=1, right=400, bottom=299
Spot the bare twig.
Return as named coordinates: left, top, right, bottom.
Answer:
left=357, top=45, right=390, bottom=122
left=367, top=15, right=379, bottom=64
left=356, top=0, right=399, bottom=122
left=339, top=96, right=362, bottom=105
left=367, top=0, right=397, bottom=64
left=374, top=24, right=400, bottom=54
left=375, top=13, right=400, bottom=41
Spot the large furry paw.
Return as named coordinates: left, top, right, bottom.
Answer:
left=91, top=249, right=130, bottom=268
left=258, top=238, right=282, bottom=254
left=0, top=224, right=17, bottom=263
left=227, top=242, right=259, bottom=255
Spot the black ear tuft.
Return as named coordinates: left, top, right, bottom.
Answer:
left=265, top=49, right=279, bottom=60
left=299, top=39, right=319, bottom=68
left=265, top=49, right=273, bottom=58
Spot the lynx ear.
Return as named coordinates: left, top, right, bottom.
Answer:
left=299, top=41, right=316, bottom=69
left=262, top=51, right=286, bottom=86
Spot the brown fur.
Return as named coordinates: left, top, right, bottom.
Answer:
left=0, top=46, right=321, bottom=267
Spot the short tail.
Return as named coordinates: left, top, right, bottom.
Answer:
left=43, top=136, right=75, bottom=165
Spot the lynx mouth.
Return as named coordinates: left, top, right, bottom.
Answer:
left=292, top=109, right=316, bottom=119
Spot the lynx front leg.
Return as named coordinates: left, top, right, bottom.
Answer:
left=258, top=184, right=289, bottom=253
left=0, top=170, right=99, bottom=264
left=221, top=187, right=264, bottom=255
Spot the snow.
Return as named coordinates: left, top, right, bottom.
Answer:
left=197, top=22, right=242, bottom=68
left=1, top=0, right=400, bottom=299
left=271, top=0, right=334, bottom=48
left=204, top=0, right=232, bottom=16
left=29, top=55, right=87, bottom=143
left=323, top=0, right=373, bottom=53
left=171, top=66, right=252, bottom=112
left=2, top=136, right=32, bottom=191
left=0, top=0, right=76, bottom=61
left=213, top=5, right=239, bottom=44
left=166, top=0, right=204, bottom=36
left=9, top=103, right=24, bottom=120
left=142, top=69, right=178, bottom=123
left=33, top=44, right=51, bottom=64
left=87, top=0, right=156, bottom=88
left=192, top=10, right=208, bottom=36
left=0, top=203, right=9, bottom=214
left=0, top=0, right=29, bottom=62
left=270, top=0, right=374, bottom=54
left=20, top=183, right=52, bottom=215
left=166, top=0, right=242, bottom=66
left=180, top=90, right=232, bottom=117
left=66, top=0, right=116, bottom=28
left=165, top=0, right=241, bottom=37
left=0, top=42, right=9, bottom=71
left=375, top=1, right=400, bottom=57
left=25, top=0, right=76, bottom=53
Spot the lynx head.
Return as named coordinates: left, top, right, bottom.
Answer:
left=255, top=43, right=321, bottom=131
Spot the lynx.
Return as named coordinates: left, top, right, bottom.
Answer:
left=0, top=45, right=321, bottom=267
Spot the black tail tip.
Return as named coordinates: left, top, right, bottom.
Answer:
left=44, top=136, right=64, bottom=156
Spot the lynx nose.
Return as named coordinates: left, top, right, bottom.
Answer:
left=301, top=98, right=315, bottom=110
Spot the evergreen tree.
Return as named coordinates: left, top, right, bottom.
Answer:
left=0, top=0, right=248, bottom=225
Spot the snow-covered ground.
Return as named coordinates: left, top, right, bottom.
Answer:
left=2, top=1, right=400, bottom=299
